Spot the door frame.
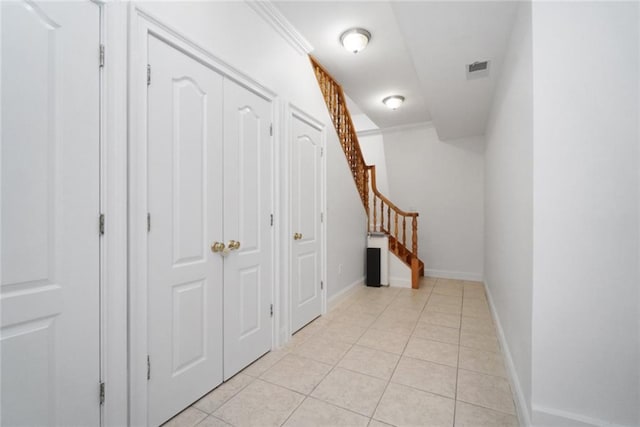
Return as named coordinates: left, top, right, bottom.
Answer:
left=100, top=2, right=129, bottom=426
left=128, top=7, right=278, bottom=426
left=284, top=104, right=328, bottom=339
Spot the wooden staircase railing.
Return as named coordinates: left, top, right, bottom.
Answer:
left=310, top=56, right=424, bottom=288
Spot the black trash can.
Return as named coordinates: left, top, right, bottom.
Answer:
left=366, top=247, right=381, bottom=287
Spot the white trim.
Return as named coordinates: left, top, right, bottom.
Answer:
left=135, top=7, right=277, bottom=100
left=101, top=3, right=129, bottom=426
left=531, top=405, right=627, bottom=427
left=128, top=7, right=280, bottom=425
left=356, top=120, right=434, bottom=138
left=276, top=100, right=290, bottom=347
left=389, top=277, right=412, bottom=288
left=127, top=4, right=149, bottom=424
left=484, top=280, right=531, bottom=427
left=425, top=269, right=483, bottom=282
left=245, top=0, right=314, bottom=55
left=272, top=97, right=283, bottom=349
left=327, top=277, right=365, bottom=312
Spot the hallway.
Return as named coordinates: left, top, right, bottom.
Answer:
left=163, top=279, right=519, bottom=427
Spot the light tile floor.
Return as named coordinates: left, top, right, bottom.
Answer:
left=163, top=278, right=520, bottom=427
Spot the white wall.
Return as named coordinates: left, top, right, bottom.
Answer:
left=531, top=2, right=640, bottom=425
left=136, top=2, right=366, bottom=332
left=483, top=2, right=533, bottom=423
left=326, top=134, right=368, bottom=300
left=359, top=133, right=390, bottom=196
left=383, top=125, right=484, bottom=280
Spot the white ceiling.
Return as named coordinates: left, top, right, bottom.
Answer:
left=273, top=1, right=518, bottom=140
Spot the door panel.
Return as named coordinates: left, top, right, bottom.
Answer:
left=223, top=80, right=273, bottom=379
left=147, top=35, right=224, bottom=426
left=290, top=112, right=323, bottom=333
left=0, top=1, right=101, bottom=425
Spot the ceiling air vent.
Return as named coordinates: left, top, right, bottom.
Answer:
left=466, top=60, right=490, bottom=80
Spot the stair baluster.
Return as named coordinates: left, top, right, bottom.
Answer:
left=310, top=56, right=424, bottom=288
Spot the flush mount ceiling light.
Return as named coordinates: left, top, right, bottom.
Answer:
left=382, top=95, right=405, bottom=110
left=340, top=28, right=371, bottom=54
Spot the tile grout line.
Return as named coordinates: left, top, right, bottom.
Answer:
left=279, top=286, right=399, bottom=426
left=326, top=285, right=417, bottom=422
left=275, top=298, right=364, bottom=427
left=368, top=281, right=436, bottom=423
left=452, top=280, right=466, bottom=427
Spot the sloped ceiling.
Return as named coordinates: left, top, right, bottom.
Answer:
left=273, top=1, right=518, bottom=140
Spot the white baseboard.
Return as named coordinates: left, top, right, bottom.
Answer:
left=425, top=269, right=483, bottom=281
left=486, top=282, right=634, bottom=427
left=389, top=277, right=411, bottom=288
left=531, top=405, right=628, bottom=427
left=327, top=276, right=364, bottom=312
left=484, top=280, right=532, bottom=427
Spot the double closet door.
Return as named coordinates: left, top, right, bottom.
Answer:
left=147, top=35, right=273, bottom=426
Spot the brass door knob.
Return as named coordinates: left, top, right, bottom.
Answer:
left=293, top=233, right=303, bottom=240
left=228, top=240, right=241, bottom=250
left=211, top=242, right=225, bottom=253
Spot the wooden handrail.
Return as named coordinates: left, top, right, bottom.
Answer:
left=310, top=55, right=422, bottom=270
left=367, top=165, right=418, bottom=218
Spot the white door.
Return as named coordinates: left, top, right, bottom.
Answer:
left=147, top=35, right=224, bottom=426
left=1, top=1, right=101, bottom=425
left=290, top=112, right=323, bottom=333
left=223, top=80, right=273, bottom=379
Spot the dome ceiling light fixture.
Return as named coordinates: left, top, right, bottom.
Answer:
left=340, top=28, right=371, bottom=54
left=382, top=95, right=405, bottom=110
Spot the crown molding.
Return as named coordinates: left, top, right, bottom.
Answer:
left=245, top=0, right=314, bottom=55
left=356, top=120, right=434, bottom=138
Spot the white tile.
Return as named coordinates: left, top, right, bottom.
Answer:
left=294, top=336, right=352, bottom=365
left=241, top=349, right=289, bottom=377
left=283, top=397, right=369, bottom=427
left=358, top=328, right=411, bottom=355
left=461, top=316, right=495, bottom=335
left=454, top=401, right=518, bottom=427
left=338, top=345, right=400, bottom=380
left=193, top=373, right=254, bottom=413
left=214, top=380, right=304, bottom=427
left=261, top=354, right=332, bottom=394
left=413, top=323, right=460, bottom=345
left=317, top=321, right=368, bottom=345
left=311, top=368, right=387, bottom=417
left=459, top=330, right=500, bottom=353
left=457, top=369, right=516, bottom=415
left=420, top=311, right=461, bottom=329
left=459, top=346, right=507, bottom=377
left=374, top=382, right=455, bottom=427
left=404, top=337, right=459, bottom=367
left=195, top=415, right=232, bottom=427
left=162, top=407, right=208, bottom=427
left=392, top=356, right=457, bottom=398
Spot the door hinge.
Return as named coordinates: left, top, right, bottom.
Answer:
left=320, top=147, right=324, bottom=157
left=270, top=214, right=274, bottom=226
left=99, top=44, right=105, bottom=68
left=147, top=64, right=151, bottom=86
left=269, top=124, right=273, bottom=136
left=147, top=213, right=151, bottom=232
left=320, top=281, right=324, bottom=290
left=320, top=212, right=323, bottom=223
left=99, top=213, right=105, bottom=235
left=147, top=355, right=151, bottom=380
left=99, top=382, right=105, bottom=405
left=270, top=304, right=273, bottom=317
